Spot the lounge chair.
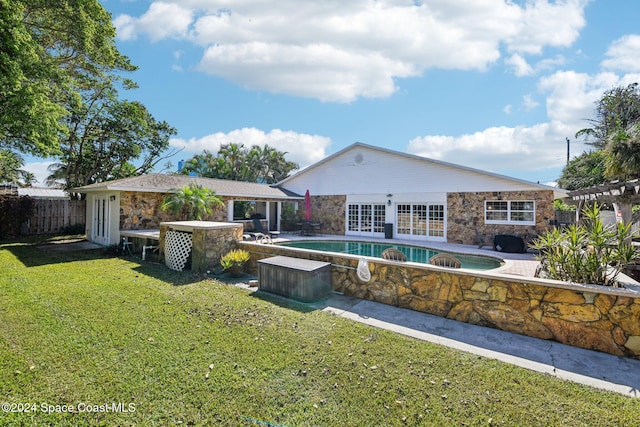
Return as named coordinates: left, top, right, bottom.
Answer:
left=381, top=248, right=407, bottom=262
left=429, top=253, right=461, bottom=269
left=251, top=218, right=281, bottom=242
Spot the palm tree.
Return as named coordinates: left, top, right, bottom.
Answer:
left=161, top=183, right=224, bottom=220
left=604, top=123, right=640, bottom=179
left=0, top=149, right=37, bottom=186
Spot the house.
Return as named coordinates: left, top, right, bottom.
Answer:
left=74, top=142, right=567, bottom=247
left=276, top=142, right=567, bottom=245
left=74, top=174, right=301, bottom=246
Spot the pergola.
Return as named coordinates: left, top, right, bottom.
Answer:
left=568, top=178, right=640, bottom=224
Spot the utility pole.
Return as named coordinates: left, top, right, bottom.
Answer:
left=566, top=137, right=570, bottom=165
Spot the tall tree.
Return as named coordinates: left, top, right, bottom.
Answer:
left=0, top=149, right=35, bottom=186
left=1, top=0, right=133, bottom=156
left=576, top=83, right=640, bottom=150
left=557, top=151, right=607, bottom=190
left=603, top=122, right=640, bottom=180
left=180, top=144, right=298, bottom=184
left=49, top=78, right=178, bottom=189
left=567, top=82, right=640, bottom=185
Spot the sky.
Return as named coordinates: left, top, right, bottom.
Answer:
left=24, top=0, right=640, bottom=187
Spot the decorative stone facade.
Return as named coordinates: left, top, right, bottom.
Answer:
left=304, top=195, right=347, bottom=235
left=447, top=190, right=555, bottom=245
left=119, top=191, right=228, bottom=230
left=159, top=222, right=243, bottom=272
left=239, top=242, right=640, bottom=359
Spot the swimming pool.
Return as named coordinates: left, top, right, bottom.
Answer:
left=279, top=240, right=502, bottom=270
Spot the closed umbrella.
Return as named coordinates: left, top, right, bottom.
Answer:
left=304, top=190, right=311, bottom=221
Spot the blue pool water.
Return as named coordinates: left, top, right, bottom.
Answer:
left=279, top=240, right=502, bottom=270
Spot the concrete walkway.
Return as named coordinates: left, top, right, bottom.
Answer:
left=307, top=292, right=640, bottom=398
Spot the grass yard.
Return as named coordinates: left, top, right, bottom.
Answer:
left=1, top=236, right=639, bottom=426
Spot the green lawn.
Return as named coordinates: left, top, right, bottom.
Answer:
left=1, top=237, right=638, bottom=426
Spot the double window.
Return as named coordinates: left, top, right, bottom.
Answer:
left=485, top=201, right=535, bottom=225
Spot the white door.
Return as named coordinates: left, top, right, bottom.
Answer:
left=396, top=203, right=446, bottom=241
left=92, top=195, right=110, bottom=245
left=347, top=203, right=386, bottom=237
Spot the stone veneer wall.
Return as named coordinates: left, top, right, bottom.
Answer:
left=120, top=191, right=228, bottom=229
left=239, top=242, right=640, bottom=359
left=447, top=190, right=555, bottom=245
left=304, top=195, right=347, bottom=235
left=159, top=223, right=243, bottom=272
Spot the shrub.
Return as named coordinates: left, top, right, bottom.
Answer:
left=220, top=249, right=251, bottom=277
left=0, top=195, right=35, bottom=238
left=62, top=223, right=86, bottom=235
left=530, top=203, right=640, bottom=287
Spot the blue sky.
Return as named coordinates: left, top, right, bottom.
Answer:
left=24, top=0, right=640, bottom=186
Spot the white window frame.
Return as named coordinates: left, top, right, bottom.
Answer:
left=485, top=200, right=535, bottom=225
left=347, top=203, right=386, bottom=236
left=396, top=203, right=446, bottom=241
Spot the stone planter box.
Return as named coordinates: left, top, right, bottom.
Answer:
left=159, top=221, right=243, bottom=272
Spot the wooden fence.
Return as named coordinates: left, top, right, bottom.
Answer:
left=27, top=199, right=86, bottom=235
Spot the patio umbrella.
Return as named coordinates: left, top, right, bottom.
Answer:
left=304, top=189, right=311, bottom=221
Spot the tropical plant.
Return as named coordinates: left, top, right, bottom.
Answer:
left=557, top=150, right=607, bottom=191
left=553, top=199, right=576, bottom=211
left=530, top=203, right=640, bottom=287
left=576, top=83, right=640, bottom=150
left=180, top=143, right=298, bottom=184
left=220, top=249, right=251, bottom=277
left=161, top=183, right=224, bottom=221
left=0, top=150, right=36, bottom=186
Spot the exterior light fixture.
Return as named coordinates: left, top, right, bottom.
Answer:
left=386, top=194, right=393, bottom=206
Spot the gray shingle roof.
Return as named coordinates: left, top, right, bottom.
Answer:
left=73, top=174, right=302, bottom=199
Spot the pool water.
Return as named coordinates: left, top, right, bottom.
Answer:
left=279, top=241, right=502, bottom=270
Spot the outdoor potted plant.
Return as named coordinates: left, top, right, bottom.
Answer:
left=220, top=249, right=251, bottom=278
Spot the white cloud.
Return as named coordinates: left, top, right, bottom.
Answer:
left=114, top=0, right=588, bottom=102
left=22, top=161, right=56, bottom=187
left=114, top=2, right=193, bottom=41
left=505, top=54, right=533, bottom=77
left=522, top=94, right=539, bottom=112
left=506, top=53, right=566, bottom=77
left=407, top=68, right=640, bottom=175
left=504, top=0, right=587, bottom=55
left=170, top=127, right=332, bottom=168
left=601, top=34, right=640, bottom=72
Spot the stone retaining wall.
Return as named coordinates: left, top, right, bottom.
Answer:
left=239, top=242, right=640, bottom=359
